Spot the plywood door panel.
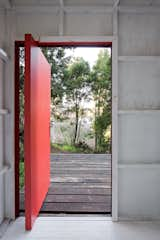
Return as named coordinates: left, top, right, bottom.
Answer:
left=24, top=34, right=50, bottom=230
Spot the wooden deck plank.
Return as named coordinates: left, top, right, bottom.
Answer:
left=49, top=183, right=111, bottom=188
left=50, top=169, right=111, bottom=172
left=20, top=194, right=111, bottom=203
left=20, top=154, right=111, bottom=213
left=45, top=195, right=111, bottom=203
left=47, top=187, right=111, bottom=195
left=50, top=177, right=111, bottom=183
left=41, top=203, right=111, bottom=213
left=20, top=188, right=111, bottom=195
left=51, top=163, right=111, bottom=165
left=51, top=174, right=111, bottom=178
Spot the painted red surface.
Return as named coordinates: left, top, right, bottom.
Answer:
left=24, top=34, right=51, bottom=230
left=14, top=40, right=112, bottom=48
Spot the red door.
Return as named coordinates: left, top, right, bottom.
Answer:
left=24, top=34, right=51, bottom=230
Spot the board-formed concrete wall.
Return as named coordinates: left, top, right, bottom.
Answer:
left=1, top=0, right=160, bottom=223
left=0, top=9, right=6, bottom=225
left=0, top=8, right=16, bottom=225
left=118, top=11, right=160, bottom=219
left=0, top=58, right=5, bottom=224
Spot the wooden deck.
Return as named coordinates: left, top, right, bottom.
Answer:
left=20, top=154, right=111, bottom=213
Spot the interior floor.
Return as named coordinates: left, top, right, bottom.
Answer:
left=2, top=217, right=160, bottom=240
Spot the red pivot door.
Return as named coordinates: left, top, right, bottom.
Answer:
left=24, top=34, right=51, bottom=230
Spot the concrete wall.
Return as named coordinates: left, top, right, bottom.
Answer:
left=1, top=0, right=160, bottom=222
left=0, top=9, right=6, bottom=225
left=118, top=11, right=160, bottom=220
left=0, top=58, right=5, bottom=224
left=0, top=8, right=16, bottom=224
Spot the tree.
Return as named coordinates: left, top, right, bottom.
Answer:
left=64, top=57, right=91, bottom=144
left=41, top=47, right=72, bottom=120
left=90, top=49, right=111, bottom=152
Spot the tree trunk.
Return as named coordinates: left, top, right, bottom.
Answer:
left=95, top=106, right=98, bottom=152
left=73, top=104, right=79, bottom=144
left=95, top=97, right=101, bottom=152
left=77, top=119, right=81, bottom=143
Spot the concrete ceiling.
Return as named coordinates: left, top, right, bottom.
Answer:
left=0, top=0, right=159, bottom=8
left=0, top=0, right=114, bottom=7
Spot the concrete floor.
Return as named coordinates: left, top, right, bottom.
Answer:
left=1, top=217, right=160, bottom=240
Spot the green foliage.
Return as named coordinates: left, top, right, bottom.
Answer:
left=65, top=57, right=90, bottom=92
left=19, top=160, right=24, bottom=189
left=51, top=143, right=82, bottom=153
left=51, top=142, right=93, bottom=153
left=75, top=141, right=93, bottom=153
left=91, top=49, right=112, bottom=153
left=64, top=57, right=91, bottom=144
left=41, top=47, right=72, bottom=120
left=84, top=131, right=94, bottom=139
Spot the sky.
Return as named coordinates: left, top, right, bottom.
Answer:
left=66, top=47, right=111, bottom=69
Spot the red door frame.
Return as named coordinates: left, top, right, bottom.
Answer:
left=14, top=39, right=112, bottom=217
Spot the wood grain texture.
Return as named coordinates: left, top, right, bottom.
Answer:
left=20, top=154, right=111, bottom=213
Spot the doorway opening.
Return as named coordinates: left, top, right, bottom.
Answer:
left=15, top=41, right=112, bottom=217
